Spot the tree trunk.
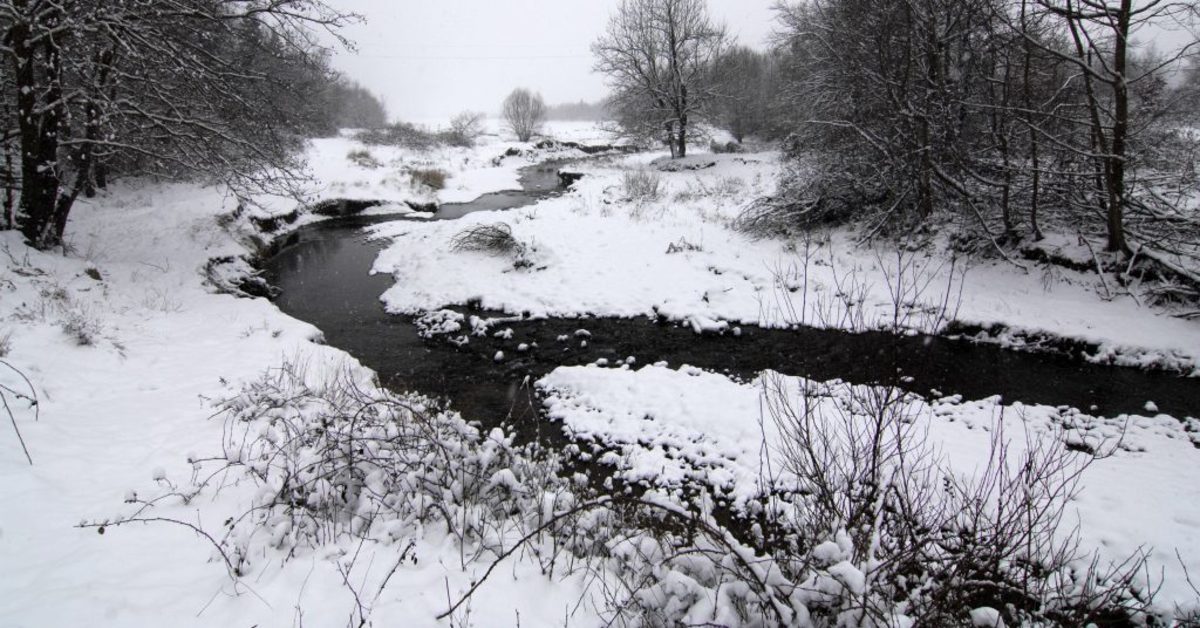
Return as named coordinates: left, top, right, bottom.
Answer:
left=12, top=0, right=67, bottom=248
left=1104, top=0, right=1132, bottom=253
left=677, top=115, right=688, bottom=158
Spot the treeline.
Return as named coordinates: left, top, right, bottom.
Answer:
left=594, top=0, right=1200, bottom=286
left=768, top=0, right=1200, bottom=261
left=545, top=100, right=610, bottom=121
left=319, top=80, right=389, bottom=131
left=0, top=0, right=381, bottom=249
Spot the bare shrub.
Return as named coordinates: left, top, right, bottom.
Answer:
left=759, top=375, right=1157, bottom=626
left=84, top=356, right=1180, bottom=625
left=450, top=222, right=525, bottom=258
left=60, top=308, right=100, bottom=346
left=409, top=168, right=447, bottom=191
left=502, top=88, right=546, bottom=142
left=621, top=170, right=662, bottom=202
left=764, top=235, right=966, bottom=334
left=346, top=148, right=381, bottom=169
left=734, top=175, right=881, bottom=240
left=441, top=111, right=486, bottom=147
left=1, top=358, right=37, bottom=465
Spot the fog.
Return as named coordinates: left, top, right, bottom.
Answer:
left=327, top=0, right=778, bottom=122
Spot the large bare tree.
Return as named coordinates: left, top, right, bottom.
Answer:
left=593, top=0, right=729, bottom=158
left=501, top=88, right=546, bottom=142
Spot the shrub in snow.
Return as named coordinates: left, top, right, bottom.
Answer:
left=90, top=360, right=588, bottom=580
left=0, top=329, right=10, bottom=357
left=621, top=170, right=663, bottom=202
left=408, top=168, right=448, bottom=191
left=86, top=359, right=1178, bottom=626
left=440, top=111, right=486, bottom=148
left=354, top=121, right=439, bottom=150
left=756, top=374, right=1161, bottom=626
left=449, top=223, right=534, bottom=270
left=60, top=308, right=100, bottom=346
left=345, top=148, right=382, bottom=169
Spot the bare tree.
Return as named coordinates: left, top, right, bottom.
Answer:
left=592, top=0, right=730, bottom=158
left=443, top=111, right=486, bottom=147
left=711, top=45, right=778, bottom=143
left=769, top=0, right=1200, bottom=286
left=0, top=0, right=354, bottom=249
left=1020, top=0, right=1199, bottom=253
left=501, top=88, right=546, bottom=142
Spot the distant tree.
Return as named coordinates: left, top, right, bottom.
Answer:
left=502, top=88, right=547, bottom=142
left=545, top=100, right=611, bottom=121
left=326, top=79, right=388, bottom=131
left=592, top=0, right=730, bottom=158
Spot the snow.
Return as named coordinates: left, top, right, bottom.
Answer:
left=970, top=607, right=1005, bottom=627
left=369, top=149, right=1200, bottom=373
left=3, top=119, right=1199, bottom=626
left=537, top=363, right=1200, bottom=606
left=0, top=122, right=619, bottom=627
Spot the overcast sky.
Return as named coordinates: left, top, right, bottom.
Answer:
left=327, top=0, right=778, bottom=122
left=327, top=1, right=1197, bottom=124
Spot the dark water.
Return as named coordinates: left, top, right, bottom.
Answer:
left=434, top=160, right=570, bottom=219
left=262, top=166, right=1200, bottom=431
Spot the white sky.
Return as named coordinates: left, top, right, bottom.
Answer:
left=326, top=0, right=778, bottom=122
left=326, top=1, right=1197, bottom=123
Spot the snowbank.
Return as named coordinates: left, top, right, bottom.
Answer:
left=538, top=363, right=1200, bottom=606
left=369, top=149, right=1200, bottom=373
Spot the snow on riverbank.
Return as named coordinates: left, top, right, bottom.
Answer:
left=370, top=148, right=1200, bottom=373
left=0, top=123, right=614, bottom=627
left=3, top=119, right=1198, bottom=625
left=538, top=362, right=1200, bottom=608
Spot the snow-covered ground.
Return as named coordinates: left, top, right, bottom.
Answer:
left=3, top=119, right=1199, bottom=626
left=538, top=363, right=1200, bottom=606
left=371, top=149, right=1200, bottom=374
left=0, top=121, right=615, bottom=627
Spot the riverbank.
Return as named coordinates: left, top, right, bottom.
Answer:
left=370, top=149, right=1200, bottom=376
left=0, top=121, right=620, bottom=627
left=2, top=122, right=1199, bottom=625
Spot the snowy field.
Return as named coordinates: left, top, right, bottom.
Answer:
left=3, top=120, right=1200, bottom=626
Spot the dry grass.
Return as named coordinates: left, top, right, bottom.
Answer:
left=346, top=148, right=381, bottom=169
left=410, top=168, right=448, bottom=191
left=621, top=170, right=662, bottom=201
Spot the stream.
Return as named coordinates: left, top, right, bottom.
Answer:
left=262, top=160, right=1200, bottom=440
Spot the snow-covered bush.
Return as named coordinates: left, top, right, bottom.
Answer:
left=60, top=308, right=100, bottom=346
left=756, top=375, right=1160, bottom=626
left=85, top=359, right=1174, bottom=626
